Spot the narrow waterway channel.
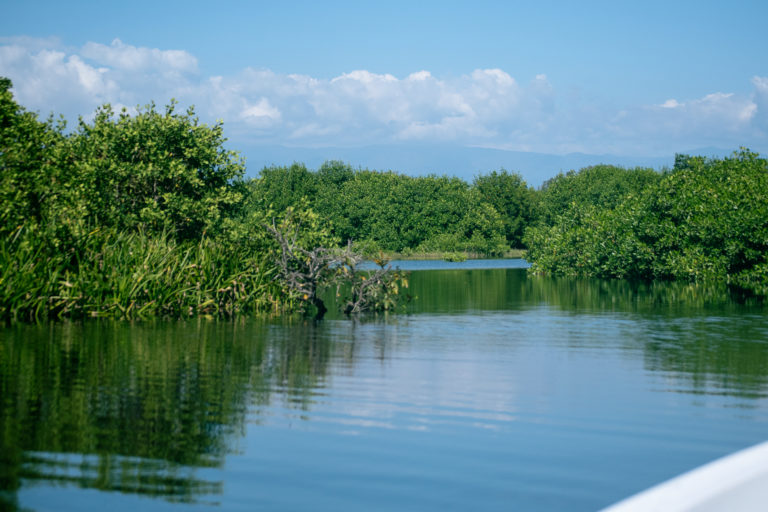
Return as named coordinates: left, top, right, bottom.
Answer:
left=2, top=263, right=767, bottom=511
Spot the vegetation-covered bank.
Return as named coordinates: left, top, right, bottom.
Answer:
left=524, top=150, right=768, bottom=298
left=3, top=72, right=767, bottom=322
left=0, top=78, right=406, bottom=322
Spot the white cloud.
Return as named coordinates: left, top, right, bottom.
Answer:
left=0, top=44, right=121, bottom=117
left=81, top=39, right=198, bottom=73
left=331, top=69, right=397, bottom=84
left=241, top=97, right=281, bottom=126
left=615, top=89, right=758, bottom=150
left=471, top=68, right=516, bottom=87
left=0, top=37, right=765, bottom=155
left=0, top=38, right=200, bottom=124
left=754, top=76, right=768, bottom=96
left=407, top=70, right=432, bottom=81
left=752, top=76, right=768, bottom=130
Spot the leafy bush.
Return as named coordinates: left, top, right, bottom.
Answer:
left=525, top=150, right=768, bottom=297
left=252, top=163, right=520, bottom=255
left=536, top=164, right=662, bottom=226
left=0, top=78, right=68, bottom=236
left=67, top=102, right=247, bottom=240
left=473, top=169, right=536, bottom=247
left=0, top=79, right=281, bottom=321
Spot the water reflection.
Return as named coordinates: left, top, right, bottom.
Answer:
left=515, top=273, right=768, bottom=400
left=403, top=267, right=761, bottom=315
left=401, top=269, right=768, bottom=399
left=1, top=268, right=767, bottom=511
left=640, top=315, right=768, bottom=400
left=0, top=318, right=334, bottom=510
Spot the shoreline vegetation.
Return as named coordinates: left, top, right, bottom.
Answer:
left=525, top=150, right=768, bottom=299
left=2, top=77, right=766, bottom=322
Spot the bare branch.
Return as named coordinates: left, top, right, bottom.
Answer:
left=265, top=217, right=408, bottom=318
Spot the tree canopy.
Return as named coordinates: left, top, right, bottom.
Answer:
left=251, top=163, right=535, bottom=255
left=4, top=74, right=767, bottom=321
left=524, top=150, right=768, bottom=297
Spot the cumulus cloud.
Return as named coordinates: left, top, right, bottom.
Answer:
left=0, top=37, right=765, bottom=155
left=81, top=39, right=197, bottom=73
left=651, top=92, right=755, bottom=129
left=0, top=38, right=198, bottom=121
left=0, top=45, right=119, bottom=117
left=601, top=87, right=761, bottom=154
left=240, top=97, right=281, bottom=129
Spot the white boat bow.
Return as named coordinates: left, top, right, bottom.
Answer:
left=601, top=440, right=768, bottom=511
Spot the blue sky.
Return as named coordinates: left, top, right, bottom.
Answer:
left=2, top=0, right=767, bottom=167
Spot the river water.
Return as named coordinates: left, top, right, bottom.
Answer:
left=1, top=262, right=767, bottom=511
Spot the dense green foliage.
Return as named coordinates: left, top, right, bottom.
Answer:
left=473, top=169, right=536, bottom=246
left=536, top=164, right=662, bottom=225
left=1, top=78, right=284, bottom=322
left=0, top=78, right=67, bottom=231
left=1, top=225, right=281, bottom=321
left=0, top=79, right=407, bottom=322
left=1, top=82, right=247, bottom=244
left=67, top=102, right=247, bottom=240
left=250, top=161, right=534, bottom=255
left=525, top=150, right=768, bottom=297
left=4, top=73, right=767, bottom=321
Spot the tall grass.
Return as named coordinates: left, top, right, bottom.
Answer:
left=0, top=225, right=287, bottom=322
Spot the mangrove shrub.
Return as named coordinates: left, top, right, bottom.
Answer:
left=525, top=150, right=768, bottom=297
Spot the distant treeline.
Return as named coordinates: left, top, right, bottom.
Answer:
left=251, top=156, right=677, bottom=256
left=2, top=74, right=766, bottom=322
left=251, top=162, right=536, bottom=255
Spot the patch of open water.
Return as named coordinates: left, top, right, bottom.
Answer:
left=2, top=261, right=767, bottom=511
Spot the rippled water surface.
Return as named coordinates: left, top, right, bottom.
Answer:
left=2, top=262, right=768, bottom=511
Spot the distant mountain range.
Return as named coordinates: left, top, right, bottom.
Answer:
left=235, top=144, right=740, bottom=188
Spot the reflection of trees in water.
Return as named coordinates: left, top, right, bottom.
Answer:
left=641, top=316, right=768, bottom=400
left=259, top=320, right=333, bottom=412
left=0, top=318, right=333, bottom=509
left=1, top=271, right=766, bottom=510
left=521, top=274, right=755, bottom=313
left=405, top=268, right=529, bottom=312
left=522, top=275, right=768, bottom=399
left=407, top=268, right=761, bottom=313
left=409, top=268, right=768, bottom=398
left=20, top=452, right=222, bottom=503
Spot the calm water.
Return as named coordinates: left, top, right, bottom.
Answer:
left=2, top=262, right=768, bottom=511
